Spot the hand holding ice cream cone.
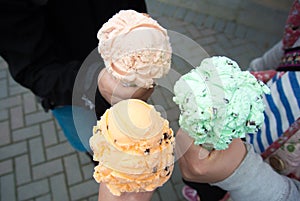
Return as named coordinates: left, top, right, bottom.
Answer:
left=98, top=68, right=154, bottom=105
left=176, top=129, right=247, bottom=184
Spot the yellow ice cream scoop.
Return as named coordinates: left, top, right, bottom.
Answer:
left=90, top=99, right=175, bottom=196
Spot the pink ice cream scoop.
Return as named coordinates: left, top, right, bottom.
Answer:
left=97, top=10, right=172, bottom=88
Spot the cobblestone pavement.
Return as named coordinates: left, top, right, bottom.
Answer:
left=0, top=0, right=292, bottom=200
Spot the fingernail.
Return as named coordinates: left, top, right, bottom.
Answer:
left=198, top=147, right=209, bottom=159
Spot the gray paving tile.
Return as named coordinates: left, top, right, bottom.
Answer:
left=9, top=84, right=28, bottom=96
left=63, top=154, right=83, bottom=185
left=46, top=141, right=75, bottom=160
left=82, top=163, right=94, bottom=180
left=0, top=95, right=22, bottom=110
left=0, top=141, right=27, bottom=160
left=29, top=137, right=46, bottom=165
left=32, top=159, right=63, bottom=180
left=0, top=159, right=13, bottom=176
left=15, top=154, right=31, bottom=185
left=0, top=79, right=8, bottom=99
left=69, top=180, right=98, bottom=201
left=158, top=179, right=178, bottom=201
left=0, top=121, right=10, bottom=145
left=23, top=93, right=37, bottom=114
left=12, top=125, right=40, bottom=142
left=25, top=111, right=52, bottom=126
left=0, top=69, right=7, bottom=79
left=50, top=174, right=69, bottom=201
left=0, top=109, right=8, bottom=121
left=35, top=194, right=52, bottom=201
left=10, top=106, right=24, bottom=129
left=41, top=121, right=58, bottom=147
left=1, top=174, right=16, bottom=201
left=18, top=179, right=49, bottom=200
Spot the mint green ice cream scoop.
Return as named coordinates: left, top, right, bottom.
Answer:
left=173, top=56, right=270, bottom=150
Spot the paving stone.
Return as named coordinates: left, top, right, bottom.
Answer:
left=57, top=130, right=68, bottom=143
left=0, top=95, right=22, bottom=110
left=88, top=195, right=99, bottom=201
left=203, top=15, right=216, bottom=29
left=0, top=174, right=16, bottom=201
left=32, top=159, right=63, bottom=180
left=224, top=21, right=237, bottom=35
left=8, top=75, right=18, bottom=86
left=50, top=174, right=69, bottom=201
left=15, top=154, right=31, bottom=185
left=64, top=154, right=83, bottom=185
left=215, top=34, right=233, bottom=48
left=163, top=3, right=177, bottom=17
left=227, top=45, right=249, bottom=57
left=9, top=84, right=28, bottom=96
left=10, top=106, right=24, bottom=129
left=0, top=69, right=7, bottom=79
left=82, top=163, right=94, bottom=180
left=157, top=180, right=178, bottom=201
left=23, top=93, right=37, bottom=114
left=150, top=87, right=170, bottom=110
left=185, top=24, right=201, bottom=39
left=0, top=121, right=10, bottom=145
left=214, top=18, right=226, bottom=32
left=230, top=38, right=247, bottom=46
left=0, top=61, right=8, bottom=70
left=173, top=183, right=186, bottom=201
left=41, top=121, right=58, bottom=147
left=0, top=141, right=27, bottom=160
left=12, top=125, right=40, bottom=142
left=69, top=180, right=98, bottom=200
left=151, top=191, right=161, bottom=201
left=173, top=7, right=188, bottom=20
left=211, top=43, right=227, bottom=56
left=78, top=152, right=92, bottom=165
left=0, top=159, right=13, bottom=176
left=29, top=137, right=46, bottom=165
left=0, top=109, right=8, bottom=121
left=170, top=163, right=183, bottom=184
left=192, top=13, right=207, bottom=28
left=18, top=179, right=49, bottom=200
left=0, top=79, right=8, bottom=99
left=197, top=36, right=216, bottom=46
left=169, top=121, right=179, bottom=134
left=166, top=106, right=180, bottom=122
left=35, top=194, right=52, bottom=201
left=25, top=111, right=52, bottom=126
left=200, top=28, right=216, bottom=36
left=183, top=10, right=198, bottom=24
left=235, top=24, right=248, bottom=39
left=46, top=141, right=75, bottom=160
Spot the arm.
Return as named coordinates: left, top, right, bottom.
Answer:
left=248, top=40, right=284, bottom=71
left=98, top=183, right=153, bottom=201
left=0, top=1, right=80, bottom=110
left=177, top=129, right=300, bottom=201
left=213, top=143, right=300, bottom=201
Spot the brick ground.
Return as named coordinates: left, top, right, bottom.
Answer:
left=0, top=0, right=291, bottom=200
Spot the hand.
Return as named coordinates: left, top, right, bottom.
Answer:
left=176, top=129, right=247, bottom=183
left=98, top=183, right=153, bottom=201
left=98, top=68, right=154, bottom=105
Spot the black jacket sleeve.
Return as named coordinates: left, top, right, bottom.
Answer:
left=0, top=0, right=147, bottom=112
left=0, top=0, right=80, bottom=110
